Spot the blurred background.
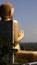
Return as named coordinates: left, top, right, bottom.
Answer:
left=0, top=0, right=37, bottom=42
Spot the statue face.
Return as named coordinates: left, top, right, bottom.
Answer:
left=11, top=8, right=14, bottom=17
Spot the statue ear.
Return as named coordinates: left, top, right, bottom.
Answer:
left=11, top=8, right=14, bottom=17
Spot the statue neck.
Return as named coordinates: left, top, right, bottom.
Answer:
left=1, top=16, right=13, bottom=21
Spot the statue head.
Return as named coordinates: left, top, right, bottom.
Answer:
left=0, top=2, right=14, bottom=20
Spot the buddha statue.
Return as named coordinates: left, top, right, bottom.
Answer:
left=0, top=2, right=24, bottom=63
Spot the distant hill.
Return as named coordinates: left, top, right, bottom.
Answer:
left=20, top=42, right=37, bottom=51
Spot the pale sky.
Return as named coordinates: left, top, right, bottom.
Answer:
left=0, top=0, right=37, bottom=42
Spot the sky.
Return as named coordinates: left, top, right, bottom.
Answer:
left=0, top=0, right=37, bottom=42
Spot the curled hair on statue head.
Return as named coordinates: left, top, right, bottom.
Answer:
left=0, top=2, right=14, bottom=19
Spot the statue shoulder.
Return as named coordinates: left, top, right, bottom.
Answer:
left=13, top=20, right=18, bottom=23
